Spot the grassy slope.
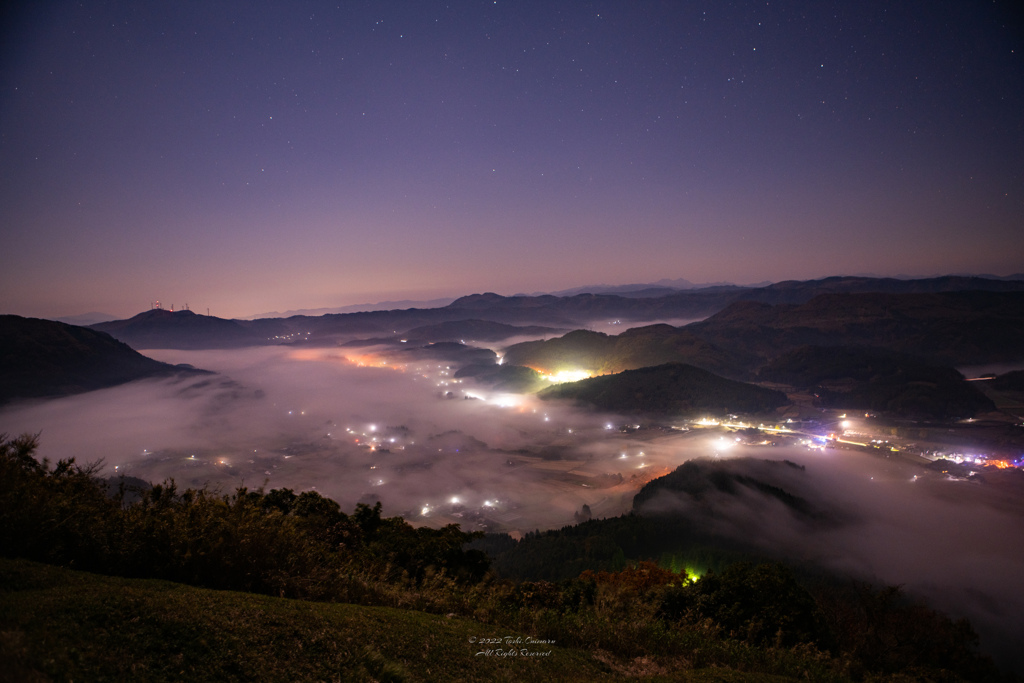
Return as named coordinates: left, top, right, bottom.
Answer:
left=0, top=558, right=796, bottom=683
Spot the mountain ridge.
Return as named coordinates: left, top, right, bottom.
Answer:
left=0, top=315, right=207, bottom=404
left=88, top=275, right=1024, bottom=351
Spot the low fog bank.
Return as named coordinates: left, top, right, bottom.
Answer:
left=637, top=449, right=1024, bottom=672
left=0, top=345, right=683, bottom=530
left=2, top=343, right=1021, bottom=669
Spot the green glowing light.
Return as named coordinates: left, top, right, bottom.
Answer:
left=662, top=555, right=704, bottom=583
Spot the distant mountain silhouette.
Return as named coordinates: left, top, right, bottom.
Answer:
left=401, top=319, right=565, bottom=343
left=524, top=277, right=771, bottom=297
left=90, top=276, right=1024, bottom=351
left=688, top=290, right=1024, bottom=367
left=510, top=290, right=1024, bottom=379
left=54, top=312, right=119, bottom=326
left=92, top=309, right=278, bottom=349
left=244, top=297, right=457, bottom=319
left=0, top=315, right=206, bottom=404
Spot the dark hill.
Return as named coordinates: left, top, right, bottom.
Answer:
left=688, top=290, right=1024, bottom=367
left=991, top=370, right=1024, bottom=392
left=484, top=458, right=829, bottom=582
left=401, top=319, right=564, bottom=343
left=538, top=362, right=788, bottom=416
left=760, top=346, right=995, bottom=419
left=503, top=324, right=752, bottom=378
left=398, top=342, right=497, bottom=365
left=0, top=315, right=205, bottom=404
left=502, top=329, right=615, bottom=373
left=506, top=290, right=1024, bottom=382
left=752, top=274, right=1024, bottom=301
left=453, top=363, right=544, bottom=393
left=632, top=458, right=821, bottom=521
left=91, top=309, right=267, bottom=349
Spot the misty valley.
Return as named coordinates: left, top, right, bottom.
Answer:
left=3, top=275, right=1024, bottom=681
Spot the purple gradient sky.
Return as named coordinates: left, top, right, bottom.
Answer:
left=2, top=1, right=1021, bottom=320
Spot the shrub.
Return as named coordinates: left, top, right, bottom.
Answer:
left=659, top=562, right=825, bottom=648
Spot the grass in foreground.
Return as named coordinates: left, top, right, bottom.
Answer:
left=0, top=558, right=800, bottom=683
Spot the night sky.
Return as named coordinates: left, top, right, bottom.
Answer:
left=2, top=1, right=1021, bottom=320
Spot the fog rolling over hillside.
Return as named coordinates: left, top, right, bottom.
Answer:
left=4, top=278, right=1024, bottom=671
left=0, top=346, right=651, bottom=529
left=0, top=315, right=205, bottom=405
left=631, top=454, right=1024, bottom=672
left=2, top=340, right=1024, bottom=669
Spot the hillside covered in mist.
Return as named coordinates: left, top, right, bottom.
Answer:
left=0, top=315, right=206, bottom=405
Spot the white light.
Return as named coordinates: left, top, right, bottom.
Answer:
left=450, top=496, right=460, bottom=505
left=493, top=394, right=520, bottom=408
left=543, top=369, right=592, bottom=383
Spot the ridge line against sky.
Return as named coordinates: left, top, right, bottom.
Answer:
left=1, top=0, right=1022, bottom=320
